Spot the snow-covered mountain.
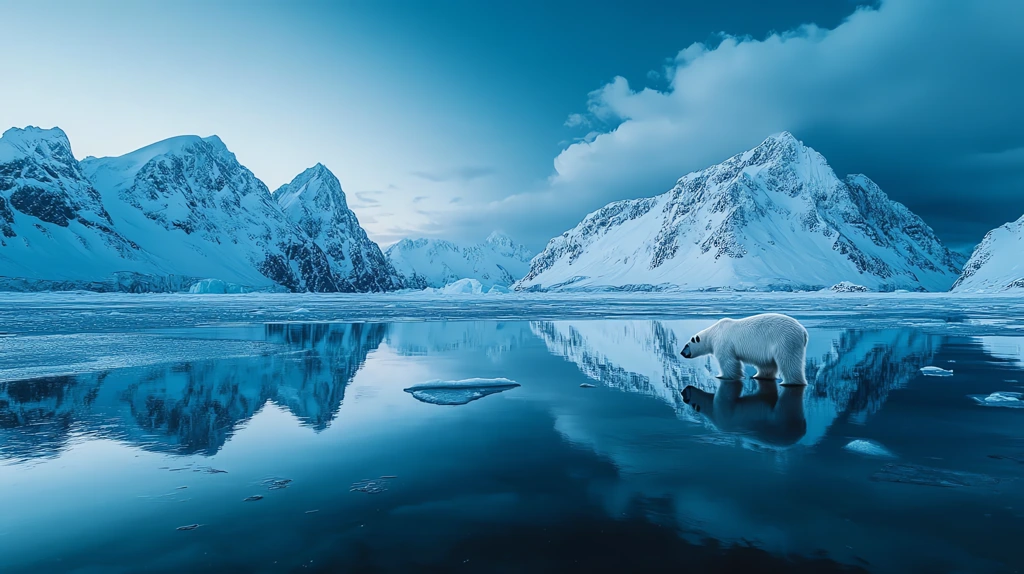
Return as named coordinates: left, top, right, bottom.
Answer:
left=81, top=135, right=348, bottom=292
left=0, top=127, right=186, bottom=290
left=950, top=214, right=1024, bottom=292
left=385, top=232, right=533, bottom=289
left=517, top=132, right=965, bottom=292
left=274, top=164, right=402, bottom=291
left=1, top=125, right=401, bottom=293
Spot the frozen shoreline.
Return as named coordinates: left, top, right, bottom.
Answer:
left=0, top=291, right=1021, bottom=338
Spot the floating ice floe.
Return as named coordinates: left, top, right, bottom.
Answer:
left=580, top=383, right=596, bottom=388
left=968, top=391, right=1024, bottom=408
left=920, top=366, right=954, bottom=377
left=403, top=378, right=520, bottom=405
left=843, top=439, right=896, bottom=458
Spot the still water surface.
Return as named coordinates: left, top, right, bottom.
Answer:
left=1, top=318, right=1021, bottom=573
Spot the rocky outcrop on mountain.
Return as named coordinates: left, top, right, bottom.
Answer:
left=517, top=132, right=964, bottom=292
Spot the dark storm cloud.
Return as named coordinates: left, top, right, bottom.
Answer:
left=460, top=0, right=1024, bottom=253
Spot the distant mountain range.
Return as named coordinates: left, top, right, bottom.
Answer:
left=516, top=132, right=969, bottom=293
left=1, top=126, right=1018, bottom=293
left=385, top=233, right=532, bottom=289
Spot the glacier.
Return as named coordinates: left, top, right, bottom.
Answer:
left=517, top=132, right=965, bottom=293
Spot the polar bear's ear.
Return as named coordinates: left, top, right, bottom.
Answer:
left=695, top=336, right=701, bottom=343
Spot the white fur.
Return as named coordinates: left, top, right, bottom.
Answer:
left=682, top=313, right=808, bottom=385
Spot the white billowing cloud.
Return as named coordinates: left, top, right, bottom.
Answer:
left=453, top=0, right=1024, bottom=251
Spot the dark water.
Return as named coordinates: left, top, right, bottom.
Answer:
left=1, top=319, right=1022, bottom=573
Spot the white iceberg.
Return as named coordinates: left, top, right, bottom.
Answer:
left=968, top=391, right=1024, bottom=408
left=403, top=378, right=520, bottom=405
left=843, top=439, right=896, bottom=458
left=920, top=366, right=953, bottom=377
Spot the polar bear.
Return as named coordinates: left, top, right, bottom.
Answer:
left=681, top=380, right=807, bottom=447
left=680, top=313, right=808, bottom=385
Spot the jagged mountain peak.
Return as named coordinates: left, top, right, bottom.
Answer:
left=275, top=164, right=401, bottom=292
left=0, top=126, right=75, bottom=165
left=274, top=162, right=348, bottom=211
left=1, top=124, right=72, bottom=148
left=517, top=132, right=963, bottom=292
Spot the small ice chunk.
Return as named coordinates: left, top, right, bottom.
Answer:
left=262, top=478, right=293, bottom=490
left=871, top=463, right=1000, bottom=488
left=403, top=378, right=520, bottom=405
left=920, top=366, right=953, bottom=377
left=844, top=439, right=895, bottom=458
left=350, top=477, right=393, bottom=494
left=968, top=392, right=1024, bottom=408
left=580, top=383, right=596, bottom=388
left=830, top=281, right=869, bottom=293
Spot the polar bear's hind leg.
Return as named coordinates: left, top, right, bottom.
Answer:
left=776, top=352, right=807, bottom=386
left=753, top=360, right=777, bottom=381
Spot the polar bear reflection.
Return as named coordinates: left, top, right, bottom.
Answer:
left=681, top=380, right=807, bottom=447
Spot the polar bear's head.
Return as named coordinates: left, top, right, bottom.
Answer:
left=681, top=330, right=710, bottom=359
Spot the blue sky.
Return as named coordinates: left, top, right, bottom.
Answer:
left=2, top=0, right=1020, bottom=254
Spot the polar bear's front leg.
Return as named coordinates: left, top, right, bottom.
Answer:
left=715, top=355, right=744, bottom=380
